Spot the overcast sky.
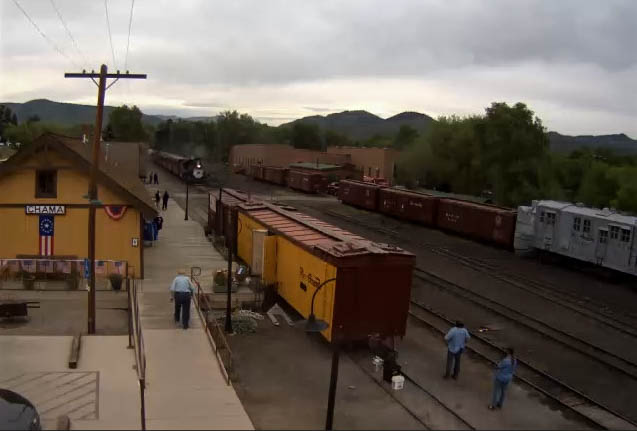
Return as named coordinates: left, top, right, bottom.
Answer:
left=1, top=0, right=635, bottom=136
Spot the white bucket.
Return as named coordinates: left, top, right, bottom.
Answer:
left=391, top=375, right=405, bottom=390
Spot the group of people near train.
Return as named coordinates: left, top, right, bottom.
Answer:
left=146, top=171, right=159, bottom=185
left=444, top=320, right=517, bottom=410
left=154, top=190, right=170, bottom=211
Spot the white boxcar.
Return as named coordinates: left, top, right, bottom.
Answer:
left=515, top=200, right=637, bottom=276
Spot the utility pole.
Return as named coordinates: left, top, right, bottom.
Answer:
left=65, top=65, right=147, bottom=334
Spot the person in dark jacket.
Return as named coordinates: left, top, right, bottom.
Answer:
left=154, top=191, right=161, bottom=209
left=162, top=190, right=170, bottom=210
left=489, top=347, right=517, bottom=409
left=153, top=173, right=159, bottom=184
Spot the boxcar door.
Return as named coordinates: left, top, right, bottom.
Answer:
left=595, top=227, right=609, bottom=265
left=540, top=210, right=557, bottom=250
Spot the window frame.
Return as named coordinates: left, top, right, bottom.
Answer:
left=610, top=225, right=620, bottom=240
left=35, top=169, right=57, bottom=199
left=599, top=229, right=609, bottom=244
left=573, top=216, right=581, bottom=232
left=620, top=228, right=631, bottom=243
left=583, top=219, right=591, bottom=235
left=546, top=212, right=556, bottom=226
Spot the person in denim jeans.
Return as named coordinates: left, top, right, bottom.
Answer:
left=444, top=321, right=470, bottom=379
left=169, top=269, right=195, bottom=329
left=489, top=348, right=517, bottom=409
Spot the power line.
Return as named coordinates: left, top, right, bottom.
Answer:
left=104, top=0, right=117, bottom=69
left=49, top=0, right=89, bottom=69
left=124, top=0, right=135, bottom=71
left=11, top=0, right=79, bottom=68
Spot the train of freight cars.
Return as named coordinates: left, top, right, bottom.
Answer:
left=208, top=188, right=415, bottom=342
left=249, top=165, right=331, bottom=194
left=150, top=149, right=206, bottom=182
left=338, top=180, right=637, bottom=277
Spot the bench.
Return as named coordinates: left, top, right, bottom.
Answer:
left=15, top=255, right=81, bottom=290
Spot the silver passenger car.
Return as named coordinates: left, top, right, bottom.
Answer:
left=515, top=200, right=637, bottom=276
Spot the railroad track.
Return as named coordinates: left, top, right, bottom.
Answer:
left=349, top=353, right=474, bottom=430
left=414, top=268, right=637, bottom=379
left=408, top=299, right=637, bottom=430
left=428, top=246, right=637, bottom=338
left=321, top=207, right=637, bottom=340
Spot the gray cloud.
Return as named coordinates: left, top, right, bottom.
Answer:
left=1, top=0, right=636, bottom=136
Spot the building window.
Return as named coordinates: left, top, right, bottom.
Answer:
left=35, top=170, right=57, bottom=198
left=621, top=228, right=631, bottom=243
left=539, top=211, right=545, bottom=223
left=546, top=212, right=556, bottom=225
left=573, top=217, right=581, bottom=231
left=599, top=229, right=608, bottom=244
left=610, top=226, right=619, bottom=240
left=583, top=219, right=591, bottom=234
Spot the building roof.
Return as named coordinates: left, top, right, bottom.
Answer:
left=0, top=133, right=157, bottom=218
left=535, top=200, right=637, bottom=225
left=289, top=162, right=342, bottom=171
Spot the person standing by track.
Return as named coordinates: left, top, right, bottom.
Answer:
left=444, top=320, right=470, bottom=379
left=154, top=191, right=161, bottom=209
left=153, top=172, right=159, bottom=184
left=489, top=348, right=517, bottom=410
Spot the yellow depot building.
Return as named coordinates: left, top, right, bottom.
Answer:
left=0, top=133, right=157, bottom=279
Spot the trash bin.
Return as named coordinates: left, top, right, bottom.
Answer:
left=383, top=357, right=402, bottom=383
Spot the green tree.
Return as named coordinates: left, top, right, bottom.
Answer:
left=291, top=122, right=322, bottom=150
left=106, top=105, right=147, bottom=141
left=393, top=125, right=419, bottom=150
left=324, top=130, right=351, bottom=148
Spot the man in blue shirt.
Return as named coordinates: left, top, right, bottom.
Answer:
left=444, top=321, right=470, bottom=379
left=489, top=348, right=517, bottom=409
left=170, top=269, right=195, bottom=329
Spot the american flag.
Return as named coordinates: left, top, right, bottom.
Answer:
left=39, top=215, right=54, bottom=256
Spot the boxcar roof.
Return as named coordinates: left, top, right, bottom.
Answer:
left=289, top=162, right=342, bottom=170
left=238, top=202, right=414, bottom=261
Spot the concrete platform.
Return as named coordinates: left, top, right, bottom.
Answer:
left=140, top=187, right=253, bottom=430
left=0, top=335, right=139, bottom=430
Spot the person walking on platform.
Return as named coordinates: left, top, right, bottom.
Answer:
left=154, top=191, right=161, bottom=209
left=170, top=269, right=195, bottom=329
left=162, top=190, right=170, bottom=211
left=489, top=348, right=517, bottom=410
left=153, top=172, right=159, bottom=184
left=444, top=320, right=470, bottom=379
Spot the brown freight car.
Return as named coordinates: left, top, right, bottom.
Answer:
left=208, top=188, right=249, bottom=242
left=338, top=180, right=383, bottom=211
left=287, top=170, right=329, bottom=194
left=436, top=198, right=517, bottom=248
left=263, top=166, right=288, bottom=185
left=378, top=188, right=439, bottom=226
left=249, top=165, right=264, bottom=181
left=236, top=201, right=415, bottom=342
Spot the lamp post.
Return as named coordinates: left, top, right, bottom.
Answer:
left=299, top=277, right=339, bottom=430
left=184, top=181, right=189, bottom=221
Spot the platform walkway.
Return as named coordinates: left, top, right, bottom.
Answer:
left=139, top=190, right=253, bottom=430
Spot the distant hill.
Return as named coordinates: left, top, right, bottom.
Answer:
left=280, top=110, right=435, bottom=140
left=0, top=99, right=216, bottom=127
left=548, top=132, right=637, bottom=155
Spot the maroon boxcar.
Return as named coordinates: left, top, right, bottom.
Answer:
left=338, top=180, right=383, bottom=211
left=208, top=188, right=249, bottom=239
left=287, top=170, right=329, bottom=194
left=249, top=165, right=264, bottom=181
left=263, top=166, right=288, bottom=185
left=436, top=198, right=517, bottom=248
left=378, top=188, right=439, bottom=226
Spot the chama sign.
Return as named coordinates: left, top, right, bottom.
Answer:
left=25, top=205, right=66, bottom=215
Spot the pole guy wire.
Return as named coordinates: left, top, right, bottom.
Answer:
left=124, top=0, right=135, bottom=71
left=49, top=0, right=90, bottom=69
left=11, top=0, right=79, bottom=68
left=104, top=0, right=117, bottom=69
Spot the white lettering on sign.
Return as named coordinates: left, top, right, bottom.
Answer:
left=25, top=205, right=66, bottom=215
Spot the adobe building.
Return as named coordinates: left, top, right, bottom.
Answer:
left=0, top=133, right=157, bottom=278
left=326, top=146, right=398, bottom=183
left=230, top=143, right=398, bottom=184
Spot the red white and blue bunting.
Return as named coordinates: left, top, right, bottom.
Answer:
left=104, top=205, right=127, bottom=221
